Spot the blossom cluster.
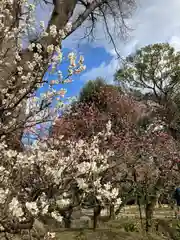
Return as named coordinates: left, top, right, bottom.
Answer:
left=0, top=122, right=121, bottom=234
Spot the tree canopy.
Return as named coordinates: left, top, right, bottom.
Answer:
left=114, top=43, right=180, bottom=140
left=114, top=43, right=180, bottom=100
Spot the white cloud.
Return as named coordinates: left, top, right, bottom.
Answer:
left=34, top=0, right=180, bottom=54
left=127, top=0, right=180, bottom=49
left=169, top=36, right=180, bottom=51
left=33, top=0, right=180, bottom=82
left=81, top=58, right=121, bottom=83
left=64, top=0, right=180, bottom=82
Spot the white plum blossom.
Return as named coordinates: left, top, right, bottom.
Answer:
left=9, top=198, right=24, bottom=218
left=56, top=198, right=70, bottom=207
left=65, top=22, right=72, bottom=33
left=47, top=44, right=54, bottom=54
left=25, top=202, right=39, bottom=216
left=51, top=211, right=63, bottom=222
left=76, top=178, right=88, bottom=189
left=49, top=25, right=57, bottom=37
left=40, top=21, right=45, bottom=29
left=0, top=188, right=9, bottom=204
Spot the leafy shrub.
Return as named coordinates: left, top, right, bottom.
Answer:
left=124, top=222, right=139, bottom=232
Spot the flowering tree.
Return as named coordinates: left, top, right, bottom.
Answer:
left=0, top=121, right=123, bottom=238
left=52, top=81, right=147, bottom=140
left=113, top=44, right=180, bottom=227
left=52, top=80, right=180, bottom=231
left=52, top=81, right=149, bottom=221
left=0, top=0, right=136, bottom=150
left=117, top=118, right=180, bottom=231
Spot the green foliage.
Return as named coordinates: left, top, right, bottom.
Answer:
left=79, top=77, right=122, bottom=105
left=114, top=42, right=180, bottom=139
left=114, top=43, right=180, bottom=100
left=124, top=222, right=139, bottom=232
left=77, top=77, right=124, bottom=116
left=79, top=78, right=106, bottom=104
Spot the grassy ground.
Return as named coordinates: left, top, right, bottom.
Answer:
left=54, top=205, right=179, bottom=240
left=55, top=228, right=167, bottom=240
left=55, top=218, right=170, bottom=240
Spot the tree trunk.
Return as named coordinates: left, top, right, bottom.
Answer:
left=64, top=217, right=72, bottom=228
left=155, top=193, right=162, bottom=208
left=137, top=195, right=143, bottom=230
left=93, top=205, right=101, bottom=230
left=144, top=176, right=164, bottom=232
left=63, top=207, right=73, bottom=228
left=145, top=196, right=157, bottom=232
left=109, top=204, right=116, bottom=220
left=115, top=189, right=135, bottom=216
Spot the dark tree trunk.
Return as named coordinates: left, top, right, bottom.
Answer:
left=109, top=204, right=115, bottom=220
left=144, top=176, right=164, bottom=232
left=64, top=216, right=72, bottom=228
left=145, top=196, right=157, bottom=232
left=137, top=195, right=143, bottom=230
left=93, top=205, right=102, bottom=230
left=64, top=206, right=73, bottom=228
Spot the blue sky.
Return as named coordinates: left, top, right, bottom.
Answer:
left=37, top=45, right=112, bottom=100
left=55, top=45, right=113, bottom=98
left=38, top=0, right=180, bottom=99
